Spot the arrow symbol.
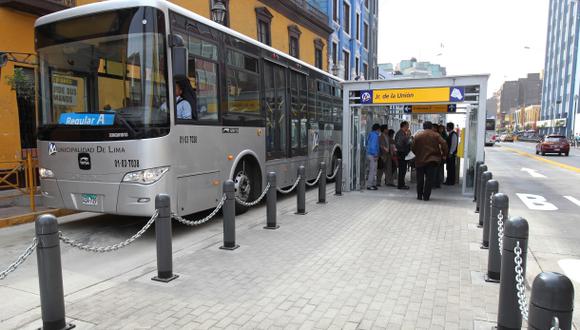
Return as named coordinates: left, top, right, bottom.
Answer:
left=521, top=168, right=546, bottom=178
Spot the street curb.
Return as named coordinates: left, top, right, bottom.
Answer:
left=0, top=209, right=77, bottom=229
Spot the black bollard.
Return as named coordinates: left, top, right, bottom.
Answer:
left=475, top=164, right=488, bottom=214
left=296, top=165, right=307, bottom=215
left=35, top=214, right=74, bottom=330
left=528, top=272, right=575, bottom=330
left=152, top=194, right=178, bottom=282
left=335, top=159, right=343, bottom=196
left=478, top=171, right=492, bottom=227
left=318, top=162, right=327, bottom=204
left=264, top=172, right=279, bottom=230
left=481, top=179, right=499, bottom=249
left=473, top=161, right=484, bottom=202
left=497, top=216, right=529, bottom=330
left=220, top=180, right=239, bottom=250
left=486, top=193, right=508, bottom=283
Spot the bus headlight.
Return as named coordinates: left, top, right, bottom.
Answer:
left=122, top=167, right=169, bottom=184
left=39, top=168, right=55, bottom=179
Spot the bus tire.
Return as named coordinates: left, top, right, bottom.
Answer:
left=233, top=157, right=262, bottom=215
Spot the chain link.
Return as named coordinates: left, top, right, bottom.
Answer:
left=172, top=194, right=226, bottom=226
left=276, top=175, right=301, bottom=194
left=0, top=238, right=37, bottom=280
left=497, top=210, right=504, bottom=255
left=235, top=183, right=271, bottom=207
left=60, top=211, right=158, bottom=253
left=306, top=170, right=323, bottom=187
left=514, top=241, right=529, bottom=321
left=326, top=165, right=340, bottom=180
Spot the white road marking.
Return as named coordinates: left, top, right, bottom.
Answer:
left=520, top=168, right=546, bottom=178
left=516, top=193, right=559, bottom=211
left=563, top=196, right=580, bottom=207
left=558, top=259, right=580, bottom=283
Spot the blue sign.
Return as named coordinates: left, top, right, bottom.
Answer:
left=449, top=87, right=464, bottom=102
left=58, top=113, right=115, bottom=126
left=360, top=90, right=373, bottom=104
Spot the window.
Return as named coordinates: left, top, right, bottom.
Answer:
left=343, top=2, right=351, bottom=35
left=290, top=70, right=308, bottom=156
left=364, top=22, right=369, bottom=49
left=288, top=25, right=301, bottom=58
left=332, top=42, right=338, bottom=67
left=256, top=7, right=273, bottom=46
left=264, top=62, right=287, bottom=159
left=333, top=0, right=339, bottom=22
left=314, top=39, right=324, bottom=70
left=225, top=50, right=260, bottom=115
left=343, top=50, right=350, bottom=80
left=363, top=62, right=368, bottom=79
left=365, top=0, right=369, bottom=9
left=355, top=57, right=359, bottom=76
left=355, top=13, right=360, bottom=41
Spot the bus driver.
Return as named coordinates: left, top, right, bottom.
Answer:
left=175, top=77, right=197, bottom=120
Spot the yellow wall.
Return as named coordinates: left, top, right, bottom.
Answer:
left=0, top=8, right=37, bottom=163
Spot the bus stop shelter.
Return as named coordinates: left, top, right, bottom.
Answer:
left=341, top=74, right=489, bottom=195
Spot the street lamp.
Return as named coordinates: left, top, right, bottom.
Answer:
left=331, top=63, right=340, bottom=77
left=211, top=0, right=227, bottom=25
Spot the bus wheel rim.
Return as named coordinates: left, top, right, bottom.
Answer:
left=234, top=171, right=251, bottom=201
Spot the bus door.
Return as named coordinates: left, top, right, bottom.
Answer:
left=289, top=69, right=308, bottom=159
left=264, top=61, right=288, bottom=160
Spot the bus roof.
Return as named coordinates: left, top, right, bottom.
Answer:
left=35, top=0, right=343, bottom=83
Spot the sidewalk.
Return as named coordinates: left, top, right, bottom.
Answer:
left=3, top=185, right=506, bottom=329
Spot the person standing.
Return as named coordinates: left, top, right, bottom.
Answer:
left=395, top=121, right=412, bottom=189
left=445, top=122, right=458, bottom=185
left=412, top=121, right=449, bottom=201
left=377, top=125, right=389, bottom=186
left=387, top=129, right=397, bottom=186
left=366, top=123, right=381, bottom=190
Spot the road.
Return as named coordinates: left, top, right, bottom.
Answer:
left=485, top=142, right=580, bottom=326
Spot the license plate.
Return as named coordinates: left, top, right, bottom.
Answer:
left=81, top=194, right=98, bottom=206
left=554, top=148, right=560, bottom=151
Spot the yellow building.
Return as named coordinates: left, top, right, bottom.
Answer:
left=0, top=0, right=332, bottom=166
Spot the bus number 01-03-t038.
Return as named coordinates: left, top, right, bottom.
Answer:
left=114, top=159, right=140, bottom=168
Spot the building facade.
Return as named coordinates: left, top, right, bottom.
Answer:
left=311, top=0, right=379, bottom=80
left=378, top=58, right=447, bottom=79
left=495, top=73, right=542, bottom=132
left=541, top=0, right=580, bottom=137
left=0, top=0, right=332, bottom=164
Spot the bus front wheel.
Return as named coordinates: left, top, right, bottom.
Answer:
left=233, top=158, right=261, bottom=214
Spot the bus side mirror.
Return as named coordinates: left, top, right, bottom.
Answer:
left=169, top=34, right=188, bottom=78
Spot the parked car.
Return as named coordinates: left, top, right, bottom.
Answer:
left=536, top=135, right=570, bottom=156
left=499, top=134, right=514, bottom=142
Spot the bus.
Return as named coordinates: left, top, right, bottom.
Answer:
left=34, top=0, right=343, bottom=216
left=485, top=118, right=496, bottom=146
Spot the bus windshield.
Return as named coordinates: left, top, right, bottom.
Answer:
left=36, top=7, right=169, bottom=141
left=485, top=119, right=495, bottom=131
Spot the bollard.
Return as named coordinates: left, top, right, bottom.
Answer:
left=475, top=164, right=488, bottom=213
left=152, top=194, right=178, bottom=282
left=473, top=161, right=484, bottom=202
left=486, top=193, right=508, bottom=283
left=528, top=272, right=574, bottom=330
left=478, top=171, right=492, bottom=227
left=296, top=165, right=307, bottom=215
left=497, top=216, right=529, bottom=330
left=318, top=162, right=327, bottom=204
left=264, top=172, right=279, bottom=230
left=35, top=214, right=74, bottom=330
left=335, top=158, right=343, bottom=196
left=220, top=180, right=239, bottom=250
left=481, top=179, right=499, bottom=249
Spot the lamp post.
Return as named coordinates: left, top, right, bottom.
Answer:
left=331, top=63, right=340, bottom=77
left=211, top=0, right=227, bottom=25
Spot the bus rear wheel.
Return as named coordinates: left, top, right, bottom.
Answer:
left=233, top=158, right=261, bottom=214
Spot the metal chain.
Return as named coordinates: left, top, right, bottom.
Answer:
left=326, top=165, right=340, bottom=180
left=60, top=210, right=158, bottom=253
left=172, top=194, right=226, bottom=226
left=497, top=210, right=504, bottom=255
left=514, top=241, right=529, bottom=321
left=0, top=238, right=37, bottom=280
left=306, top=170, right=323, bottom=187
left=235, top=182, right=271, bottom=207
left=276, top=175, right=301, bottom=194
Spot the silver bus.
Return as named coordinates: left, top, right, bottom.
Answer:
left=35, top=0, right=343, bottom=216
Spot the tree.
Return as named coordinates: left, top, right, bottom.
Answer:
left=5, top=67, right=35, bottom=100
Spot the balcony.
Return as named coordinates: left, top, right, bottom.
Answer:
left=289, top=0, right=328, bottom=24
left=0, top=0, right=75, bottom=16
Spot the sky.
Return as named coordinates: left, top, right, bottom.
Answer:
left=377, top=0, right=549, bottom=98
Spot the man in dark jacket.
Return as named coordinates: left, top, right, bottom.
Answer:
left=394, top=121, right=411, bottom=189
left=445, top=122, right=459, bottom=185
left=412, top=121, right=449, bottom=201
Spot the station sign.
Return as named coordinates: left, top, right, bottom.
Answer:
left=360, top=87, right=464, bottom=104
left=402, top=104, right=457, bottom=114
